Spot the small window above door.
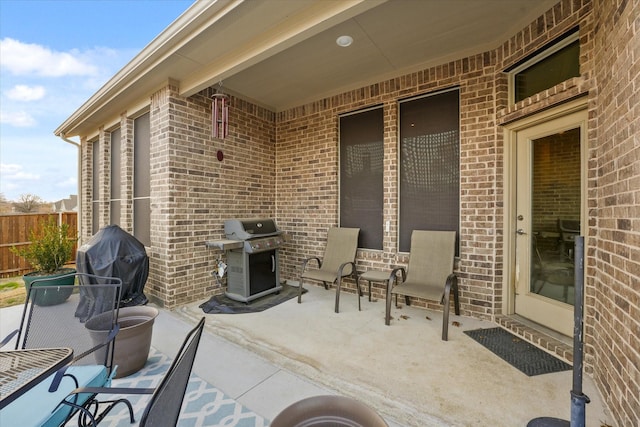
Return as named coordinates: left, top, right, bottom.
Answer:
left=509, top=31, right=580, bottom=103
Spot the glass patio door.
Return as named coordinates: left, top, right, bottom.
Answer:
left=513, top=109, right=586, bottom=336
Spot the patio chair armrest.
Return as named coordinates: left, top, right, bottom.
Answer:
left=443, top=273, right=460, bottom=316
left=0, top=329, right=18, bottom=348
left=337, top=261, right=356, bottom=278
left=69, top=386, right=155, bottom=396
left=301, top=256, right=323, bottom=271
left=49, top=324, right=120, bottom=393
left=389, top=266, right=406, bottom=283
left=444, top=273, right=457, bottom=294
left=49, top=365, right=74, bottom=392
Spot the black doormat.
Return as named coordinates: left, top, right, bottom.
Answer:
left=199, top=284, right=306, bottom=314
left=464, top=327, right=571, bottom=376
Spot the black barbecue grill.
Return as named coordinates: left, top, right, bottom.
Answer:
left=206, top=218, right=284, bottom=302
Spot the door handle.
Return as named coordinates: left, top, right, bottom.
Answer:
left=516, top=229, right=527, bottom=235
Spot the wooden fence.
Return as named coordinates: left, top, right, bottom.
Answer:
left=0, top=212, right=78, bottom=279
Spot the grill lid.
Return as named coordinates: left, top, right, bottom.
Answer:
left=224, top=218, right=281, bottom=240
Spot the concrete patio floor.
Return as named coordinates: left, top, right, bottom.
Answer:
left=176, top=284, right=611, bottom=427
left=0, top=285, right=612, bottom=426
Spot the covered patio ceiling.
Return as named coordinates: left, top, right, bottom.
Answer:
left=56, top=0, right=558, bottom=138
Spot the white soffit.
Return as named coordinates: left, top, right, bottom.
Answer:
left=57, top=0, right=560, bottom=136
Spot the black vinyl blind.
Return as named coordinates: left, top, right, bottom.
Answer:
left=339, top=107, right=384, bottom=250
left=399, top=89, right=459, bottom=253
left=91, top=139, right=100, bottom=235
left=133, top=112, right=150, bottom=246
left=110, top=128, right=121, bottom=226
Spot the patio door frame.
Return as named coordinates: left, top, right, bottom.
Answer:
left=502, top=97, right=588, bottom=336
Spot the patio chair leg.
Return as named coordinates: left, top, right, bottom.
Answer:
left=385, top=278, right=394, bottom=325
left=441, top=274, right=458, bottom=341
left=335, top=278, right=342, bottom=313
left=352, top=271, right=361, bottom=311
left=298, top=276, right=303, bottom=303
left=442, top=296, right=450, bottom=341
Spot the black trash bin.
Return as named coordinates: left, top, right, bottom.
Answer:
left=76, top=225, right=149, bottom=308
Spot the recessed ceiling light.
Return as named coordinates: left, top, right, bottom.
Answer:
left=336, top=35, right=353, bottom=47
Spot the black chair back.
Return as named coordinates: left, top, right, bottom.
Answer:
left=16, top=273, right=122, bottom=373
left=139, top=317, right=205, bottom=427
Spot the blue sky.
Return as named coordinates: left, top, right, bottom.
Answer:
left=0, top=0, right=194, bottom=203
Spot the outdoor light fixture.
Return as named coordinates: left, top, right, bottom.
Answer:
left=336, top=35, right=353, bottom=47
left=211, top=84, right=229, bottom=139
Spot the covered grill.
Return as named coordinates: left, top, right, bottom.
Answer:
left=206, top=218, right=284, bottom=302
left=76, top=224, right=149, bottom=307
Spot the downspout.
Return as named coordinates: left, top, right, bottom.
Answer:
left=59, top=133, right=83, bottom=244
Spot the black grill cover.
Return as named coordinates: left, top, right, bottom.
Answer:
left=76, top=225, right=149, bottom=307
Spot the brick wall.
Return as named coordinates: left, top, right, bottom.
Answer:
left=588, top=0, right=640, bottom=424
left=80, top=136, right=92, bottom=243
left=275, top=54, right=501, bottom=319
left=75, top=1, right=638, bottom=424
left=145, top=82, right=277, bottom=307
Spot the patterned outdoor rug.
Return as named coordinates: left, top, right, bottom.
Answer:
left=464, top=327, right=572, bottom=376
left=200, top=284, right=305, bottom=314
left=99, top=348, right=267, bottom=427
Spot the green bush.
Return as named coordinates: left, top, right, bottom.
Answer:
left=10, top=218, right=77, bottom=274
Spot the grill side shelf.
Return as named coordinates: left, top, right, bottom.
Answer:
left=205, top=240, right=244, bottom=251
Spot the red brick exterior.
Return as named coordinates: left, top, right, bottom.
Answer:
left=587, top=0, right=639, bottom=424
left=77, top=1, right=638, bottom=424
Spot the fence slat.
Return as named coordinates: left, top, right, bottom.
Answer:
left=0, top=213, right=78, bottom=278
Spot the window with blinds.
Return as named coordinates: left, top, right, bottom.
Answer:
left=399, top=89, right=460, bottom=254
left=133, top=112, right=150, bottom=246
left=110, top=128, right=121, bottom=226
left=91, top=139, right=100, bottom=235
left=339, top=106, right=384, bottom=250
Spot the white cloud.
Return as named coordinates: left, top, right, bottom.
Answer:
left=0, top=38, right=98, bottom=77
left=0, top=163, right=40, bottom=180
left=6, top=84, right=46, bottom=101
left=0, top=111, right=36, bottom=127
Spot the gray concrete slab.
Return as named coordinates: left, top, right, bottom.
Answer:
left=177, top=284, right=612, bottom=427
left=1, top=285, right=613, bottom=427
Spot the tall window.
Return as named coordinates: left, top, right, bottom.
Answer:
left=133, top=113, right=150, bottom=246
left=110, top=128, right=121, bottom=226
left=91, top=139, right=100, bottom=235
left=399, top=88, right=459, bottom=254
left=339, top=107, right=384, bottom=250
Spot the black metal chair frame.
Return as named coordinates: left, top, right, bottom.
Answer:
left=61, top=317, right=206, bottom=427
left=1, top=273, right=123, bottom=426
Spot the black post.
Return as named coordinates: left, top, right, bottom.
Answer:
left=569, top=236, right=590, bottom=426
left=527, top=236, right=589, bottom=427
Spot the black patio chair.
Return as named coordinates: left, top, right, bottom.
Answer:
left=62, top=317, right=206, bottom=427
left=0, top=273, right=123, bottom=427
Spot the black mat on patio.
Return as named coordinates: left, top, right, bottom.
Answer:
left=464, top=327, right=571, bottom=376
left=199, top=284, right=306, bottom=314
